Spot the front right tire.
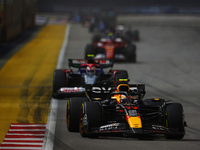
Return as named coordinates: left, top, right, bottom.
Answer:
left=126, top=44, right=136, bottom=63
left=165, top=103, right=185, bottom=139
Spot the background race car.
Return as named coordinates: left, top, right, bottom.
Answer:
left=52, top=59, right=129, bottom=99
left=85, top=32, right=136, bottom=62
left=88, top=11, right=139, bottom=42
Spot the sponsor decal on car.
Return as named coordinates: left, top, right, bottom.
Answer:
left=72, top=59, right=111, bottom=64
left=60, top=87, right=85, bottom=93
left=83, top=114, right=88, bottom=126
left=152, top=125, right=166, bottom=131
left=92, top=87, right=112, bottom=93
left=99, top=123, right=121, bottom=131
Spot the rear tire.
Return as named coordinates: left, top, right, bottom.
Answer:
left=85, top=44, right=95, bottom=59
left=126, top=44, right=136, bottom=63
left=92, top=35, right=101, bottom=43
left=132, top=30, right=139, bottom=41
left=89, top=24, right=95, bottom=32
left=66, top=97, right=89, bottom=132
left=165, top=103, right=185, bottom=139
left=79, top=102, right=101, bottom=137
left=52, top=69, right=66, bottom=99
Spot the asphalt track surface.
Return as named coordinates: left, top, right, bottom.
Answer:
left=53, top=15, right=200, bottom=150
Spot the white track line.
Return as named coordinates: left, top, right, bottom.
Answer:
left=56, top=24, right=71, bottom=69
left=43, top=24, right=71, bottom=150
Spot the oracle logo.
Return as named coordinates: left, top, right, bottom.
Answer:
left=92, top=87, right=112, bottom=93
left=60, top=87, right=85, bottom=93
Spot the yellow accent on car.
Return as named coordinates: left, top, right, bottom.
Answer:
left=116, top=84, right=130, bottom=92
left=127, top=116, right=142, bottom=128
left=82, top=103, right=84, bottom=114
left=87, top=54, right=94, bottom=57
left=154, top=98, right=160, bottom=101
left=118, top=79, right=128, bottom=81
left=111, top=96, right=116, bottom=99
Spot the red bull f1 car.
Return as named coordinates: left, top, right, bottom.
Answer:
left=52, top=59, right=128, bottom=99
left=66, top=83, right=186, bottom=139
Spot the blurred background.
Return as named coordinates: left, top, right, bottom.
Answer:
left=0, top=1, right=200, bottom=149
left=1, top=0, right=200, bottom=44
left=37, top=0, right=200, bottom=14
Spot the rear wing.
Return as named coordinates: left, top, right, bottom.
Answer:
left=58, top=84, right=145, bottom=99
left=58, top=84, right=114, bottom=98
left=57, top=83, right=113, bottom=100
left=86, top=84, right=146, bottom=100
left=68, top=59, right=113, bottom=68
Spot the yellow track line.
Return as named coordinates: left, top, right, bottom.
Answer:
left=0, top=24, right=67, bottom=142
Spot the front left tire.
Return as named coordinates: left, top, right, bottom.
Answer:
left=52, top=69, right=66, bottom=99
left=79, top=102, right=101, bottom=137
left=66, top=97, right=89, bottom=132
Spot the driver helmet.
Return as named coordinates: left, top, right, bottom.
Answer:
left=86, top=66, right=96, bottom=75
left=119, top=95, right=128, bottom=103
left=116, top=25, right=125, bottom=32
left=115, top=84, right=130, bottom=104
left=107, top=32, right=114, bottom=40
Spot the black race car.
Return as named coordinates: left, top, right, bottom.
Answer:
left=52, top=59, right=128, bottom=99
left=66, top=83, right=186, bottom=139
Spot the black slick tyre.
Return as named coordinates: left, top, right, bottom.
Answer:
left=132, top=30, right=139, bottom=41
left=165, top=103, right=185, bottom=139
left=79, top=102, right=101, bottom=137
left=66, top=97, right=89, bottom=132
left=92, top=35, right=101, bottom=43
left=126, top=44, right=136, bottom=63
left=85, top=44, right=94, bottom=59
left=89, top=24, right=95, bottom=32
left=52, top=69, right=66, bottom=99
